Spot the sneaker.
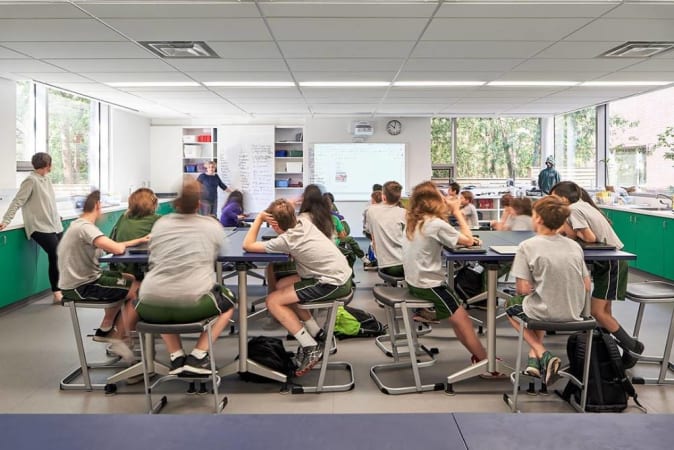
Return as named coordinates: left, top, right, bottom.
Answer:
left=524, top=357, right=541, bottom=378
left=108, top=339, right=135, bottom=363
left=295, top=345, right=323, bottom=377
left=471, top=355, right=508, bottom=379
left=413, top=308, right=440, bottom=324
left=92, top=327, right=115, bottom=343
left=168, top=356, right=186, bottom=375
left=181, top=353, right=213, bottom=376
left=621, top=340, right=644, bottom=370
left=540, top=351, right=561, bottom=385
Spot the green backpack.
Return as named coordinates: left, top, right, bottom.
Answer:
left=333, top=306, right=385, bottom=339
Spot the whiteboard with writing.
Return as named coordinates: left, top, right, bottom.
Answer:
left=217, top=125, right=274, bottom=214
left=309, top=143, right=406, bottom=201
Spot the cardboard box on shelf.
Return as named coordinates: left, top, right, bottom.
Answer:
left=285, top=162, right=303, bottom=173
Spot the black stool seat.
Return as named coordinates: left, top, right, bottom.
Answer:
left=626, top=281, right=674, bottom=301
left=136, top=319, right=215, bottom=335
left=373, top=286, right=433, bottom=308
left=377, top=269, right=404, bottom=287
left=61, top=297, right=125, bottom=307
left=522, top=316, right=597, bottom=333
left=299, top=289, right=355, bottom=309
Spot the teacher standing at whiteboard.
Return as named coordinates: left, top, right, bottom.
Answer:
left=197, top=161, right=231, bottom=216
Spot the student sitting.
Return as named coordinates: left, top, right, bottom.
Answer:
left=219, top=189, right=248, bottom=227
left=110, top=188, right=160, bottom=281
left=459, top=190, right=479, bottom=229
left=243, top=199, right=353, bottom=377
left=57, top=190, right=149, bottom=361
left=134, top=177, right=237, bottom=376
left=447, top=181, right=461, bottom=200
left=491, top=193, right=514, bottom=230
left=365, top=180, right=405, bottom=278
left=551, top=181, right=643, bottom=368
left=402, top=181, right=494, bottom=373
left=508, top=197, right=534, bottom=231
left=362, top=187, right=383, bottom=269
left=505, top=195, right=590, bottom=384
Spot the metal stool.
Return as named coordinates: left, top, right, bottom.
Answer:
left=503, top=315, right=597, bottom=413
left=370, top=286, right=444, bottom=395
left=626, top=281, right=674, bottom=385
left=291, top=289, right=355, bottom=394
left=136, top=317, right=226, bottom=414
left=60, top=298, right=129, bottom=391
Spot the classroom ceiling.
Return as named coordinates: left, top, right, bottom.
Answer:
left=1, top=0, right=674, bottom=119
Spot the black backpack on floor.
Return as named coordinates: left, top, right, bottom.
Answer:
left=561, top=329, right=643, bottom=412
left=238, top=336, right=297, bottom=383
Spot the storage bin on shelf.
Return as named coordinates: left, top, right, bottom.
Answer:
left=275, top=150, right=289, bottom=157
left=285, top=162, right=303, bottom=173
left=289, top=150, right=303, bottom=157
left=276, top=179, right=290, bottom=188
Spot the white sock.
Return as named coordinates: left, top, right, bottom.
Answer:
left=303, top=317, right=321, bottom=337
left=191, top=348, right=208, bottom=359
left=170, top=349, right=185, bottom=361
left=294, top=328, right=318, bottom=348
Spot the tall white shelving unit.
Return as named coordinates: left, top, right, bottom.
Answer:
left=274, top=126, right=304, bottom=197
left=182, top=127, right=217, bottom=178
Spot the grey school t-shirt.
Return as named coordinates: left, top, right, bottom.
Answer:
left=139, top=213, right=227, bottom=305
left=462, top=204, right=479, bottom=228
left=569, top=200, right=623, bottom=249
left=509, top=214, right=534, bottom=231
left=58, top=218, right=105, bottom=289
left=511, top=234, right=589, bottom=321
left=365, top=203, right=406, bottom=268
left=403, top=217, right=460, bottom=288
left=264, top=215, right=351, bottom=286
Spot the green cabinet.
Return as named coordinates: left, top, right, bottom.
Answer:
left=0, top=229, right=39, bottom=308
left=663, top=219, right=674, bottom=280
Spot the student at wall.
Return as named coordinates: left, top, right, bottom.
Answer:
left=365, top=180, right=405, bottom=278
left=243, top=199, right=352, bottom=377
left=0, top=152, right=64, bottom=304
left=402, top=181, right=495, bottom=373
left=551, top=181, right=643, bottom=368
left=57, top=190, right=149, bottom=361
left=505, top=195, right=590, bottom=384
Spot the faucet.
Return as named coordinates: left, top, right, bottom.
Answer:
left=656, top=193, right=672, bottom=209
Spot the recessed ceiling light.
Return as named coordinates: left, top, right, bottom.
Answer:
left=106, top=82, right=201, bottom=87
left=580, top=81, right=672, bottom=86
left=140, top=41, right=219, bottom=59
left=393, top=81, right=485, bottom=87
left=600, top=42, right=674, bottom=58
left=299, top=81, right=390, bottom=87
left=204, top=81, right=296, bottom=87
left=488, top=81, right=578, bottom=87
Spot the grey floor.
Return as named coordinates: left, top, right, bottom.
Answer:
left=1, top=258, right=673, bottom=415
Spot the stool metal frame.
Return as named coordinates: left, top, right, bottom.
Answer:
left=370, top=286, right=444, bottom=395
left=626, top=281, right=674, bottom=385
left=503, top=315, right=596, bottom=413
left=291, top=290, right=355, bottom=394
left=60, top=298, right=129, bottom=391
left=136, top=317, right=226, bottom=414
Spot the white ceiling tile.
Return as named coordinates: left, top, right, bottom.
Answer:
left=235, top=98, right=308, bottom=105
left=246, top=104, right=310, bottom=114
left=0, top=4, right=88, bottom=19
left=80, top=3, right=260, bottom=18
left=209, top=87, right=302, bottom=99
left=405, top=58, right=523, bottom=72
left=534, top=41, right=626, bottom=59
left=396, top=71, right=500, bottom=81
left=301, top=87, right=388, bottom=99
left=376, top=104, right=445, bottom=114
left=48, top=82, right=121, bottom=93
left=267, top=18, right=428, bottom=41
left=593, top=72, right=674, bottom=81
left=622, top=59, right=674, bottom=72
left=0, top=46, right=28, bottom=58
left=603, top=4, right=674, bottom=19
left=513, top=58, right=639, bottom=72
left=0, top=19, right=125, bottom=41
left=104, top=19, right=271, bottom=41
left=293, top=72, right=394, bottom=82
left=311, top=104, right=376, bottom=114
left=288, top=58, right=403, bottom=72
left=436, top=3, right=615, bottom=18
left=495, top=71, right=607, bottom=82
left=260, top=4, right=436, bottom=18
left=309, top=97, right=383, bottom=104
left=116, top=86, right=209, bottom=93
left=279, top=41, right=416, bottom=59
left=80, top=72, right=191, bottom=83
left=387, top=88, right=481, bottom=99
left=172, top=59, right=288, bottom=72
left=411, top=41, right=549, bottom=59
left=463, top=87, right=569, bottom=97
left=204, top=42, right=283, bottom=59
left=2, top=42, right=151, bottom=59
left=170, top=103, right=244, bottom=114
left=424, top=18, right=593, bottom=41
left=19, top=72, right=91, bottom=83
left=45, top=58, right=170, bottom=72
left=131, top=91, right=223, bottom=102
left=566, top=19, right=674, bottom=41
left=453, top=97, right=540, bottom=104
left=189, top=72, right=293, bottom=82
left=0, top=59, right=64, bottom=72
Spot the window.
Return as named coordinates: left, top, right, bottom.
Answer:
left=608, top=86, right=674, bottom=193
left=554, top=107, right=597, bottom=189
left=46, top=88, right=99, bottom=191
left=430, top=117, right=454, bottom=180
left=16, top=81, right=34, bottom=162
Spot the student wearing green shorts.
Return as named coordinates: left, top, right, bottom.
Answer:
left=505, top=196, right=590, bottom=384
left=365, top=180, right=406, bottom=278
left=58, top=190, right=149, bottom=362
left=134, top=178, right=236, bottom=377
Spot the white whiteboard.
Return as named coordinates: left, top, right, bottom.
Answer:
left=217, top=125, right=274, bottom=214
left=309, top=143, right=406, bottom=201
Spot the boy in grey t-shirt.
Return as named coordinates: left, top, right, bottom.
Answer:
left=365, top=180, right=405, bottom=277
left=506, top=196, right=590, bottom=385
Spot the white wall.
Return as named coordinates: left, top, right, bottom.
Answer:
left=109, top=108, right=151, bottom=197
left=304, top=117, right=431, bottom=236
left=0, top=78, right=16, bottom=189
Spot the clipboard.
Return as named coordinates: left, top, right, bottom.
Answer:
left=576, top=240, right=616, bottom=251
left=444, top=245, right=487, bottom=254
left=489, top=245, right=519, bottom=255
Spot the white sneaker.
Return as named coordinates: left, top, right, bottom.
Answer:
left=108, top=339, right=135, bottom=363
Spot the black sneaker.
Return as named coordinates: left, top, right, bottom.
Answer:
left=621, top=340, right=644, bottom=370
left=92, top=327, right=115, bottom=343
left=295, top=345, right=323, bottom=377
left=181, top=354, right=213, bottom=376
left=168, top=356, right=186, bottom=375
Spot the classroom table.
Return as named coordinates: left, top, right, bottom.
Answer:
left=443, top=230, right=636, bottom=392
left=100, top=227, right=289, bottom=385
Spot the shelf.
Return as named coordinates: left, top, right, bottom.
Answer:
left=275, top=141, right=303, bottom=144
left=274, top=156, right=302, bottom=160
left=275, top=172, right=303, bottom=176
left=183, top=157, right=213, bottom=160
left=183, top=142, right=217, bottom=145
left=476, top=208, right=498, bottom=212
left=275, top=187, right=303, bottom=190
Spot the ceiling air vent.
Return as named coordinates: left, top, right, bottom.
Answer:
left=139, top=41, right=219, bottom=59
left=599, top=42, right=674, bottom=58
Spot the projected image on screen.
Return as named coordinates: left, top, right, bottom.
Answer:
left=311, top=143, right=406, bottom=201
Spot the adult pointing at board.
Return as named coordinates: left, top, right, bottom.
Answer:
left=197, top=160, right=232, bottom=216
